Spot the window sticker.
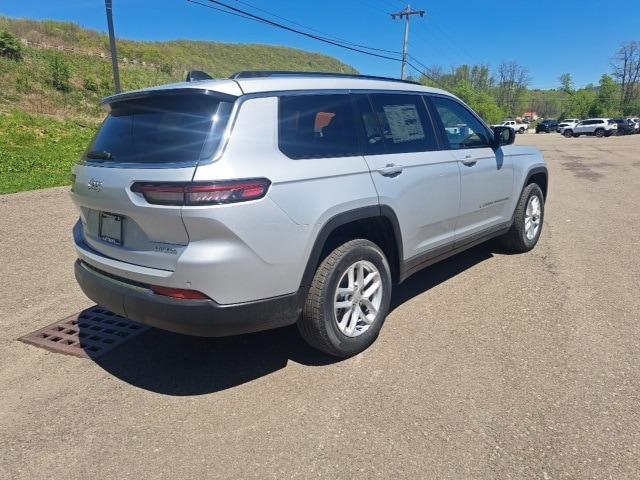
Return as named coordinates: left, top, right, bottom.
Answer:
left=382, top=104, right=425, bottom=143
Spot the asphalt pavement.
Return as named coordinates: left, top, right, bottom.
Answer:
left=1, top=133, right=639, bottom=479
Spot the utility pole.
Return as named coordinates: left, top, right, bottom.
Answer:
left=104, top=0, right=122, bottom=93
left=390, top=5, right=425, bottom=80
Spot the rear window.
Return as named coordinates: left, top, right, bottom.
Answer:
left=278, top=94, right=360, bottom=159
left=85, top=93, right=230, bottom=165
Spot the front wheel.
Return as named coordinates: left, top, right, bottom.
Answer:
left=563, top=130, right=573, bottom=138
left=499, top=183, right=544, bottom=253
left=298, top=239, right=392, bottom=357
left=518, top=127, right=525, bottom=134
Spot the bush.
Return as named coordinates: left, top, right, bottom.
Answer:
left=0, top=30, right=23, bottom=61
left=48, top=55, right=71, bottom=92
left=83, top=76, right=99, bottom=92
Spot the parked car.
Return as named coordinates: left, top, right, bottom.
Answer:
left=566, top=118, right=617, bottom=138
left=493, top=120, right=528, bottom=134
left=70, top=71, right=548, bottom=357
left=610, top=118, right=636, bottom=135
left=536, top=119, right=559, bottom=133
left=632, top=118, right=640, bottom=133
left=557, top=119, right=580, bottom=134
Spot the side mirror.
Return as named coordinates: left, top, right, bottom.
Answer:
left=493, top=126, right=515, bottom=148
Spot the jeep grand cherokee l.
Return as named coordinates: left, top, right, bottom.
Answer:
left=71, top=71, right=548, bottom=357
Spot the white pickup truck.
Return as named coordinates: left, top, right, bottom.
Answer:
left=492, top=120, right=528, bottom=134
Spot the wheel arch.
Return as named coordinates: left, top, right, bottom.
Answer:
left=298, top=205, right=403, bottom=294
left=524, top=166, right=548, bottom=200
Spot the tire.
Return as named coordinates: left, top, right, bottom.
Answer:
left=595, top=128, right=605, bottom=138
left=298, top=239, right=392, bottom=357
left=518, top=127, right=525, bottom=134
left=573, top=133, right=580, bottom=138
left=499, top=183, right=544, bottom=253
left=563, top=129, right=573, bottom=138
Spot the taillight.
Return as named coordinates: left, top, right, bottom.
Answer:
left=151, top=285, right=210, bottom=300
left=131, top=178, right=271, bottom=206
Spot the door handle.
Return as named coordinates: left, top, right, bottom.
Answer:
left=377, top=163, right=404, bottom=177
left=461, top=154, right=477, bottom=166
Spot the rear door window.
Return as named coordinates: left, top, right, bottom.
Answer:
left=366, top=93, right=438, bottom=154
left=278, top=94, right=360, bottom=159
left=86, top=93, right=230, bottom=165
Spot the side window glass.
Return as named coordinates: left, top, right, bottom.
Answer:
left=368, top=93, right=437, bottom=154
left=278, top=94, right=359, bottom=159
left=353, top=94, right=385, bottom=155
left=431, top=96, right=491, bottom=150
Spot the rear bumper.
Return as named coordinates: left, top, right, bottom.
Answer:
left=74, top=260, right=300, bottom=337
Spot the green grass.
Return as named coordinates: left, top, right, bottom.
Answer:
left=0, top=15, right=358, bottom=193
left=0, top=111, right=97, bottom=194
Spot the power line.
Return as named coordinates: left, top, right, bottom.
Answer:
left=230, top=0, right=401, bottom=55
left=187, top=0, right=446, bottom=88
left=187, top=0, right=402, bottom=62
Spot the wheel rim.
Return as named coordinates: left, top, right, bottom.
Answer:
left=333, top=260, right=383, bottom=338
left=524, top=195, right=542, bottom=241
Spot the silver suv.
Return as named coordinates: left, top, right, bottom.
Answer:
left=71, top=72, right=548, bottom=357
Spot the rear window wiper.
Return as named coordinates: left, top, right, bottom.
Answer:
left=86, top=150, right=115, bottom=161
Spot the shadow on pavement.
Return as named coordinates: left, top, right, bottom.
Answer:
left=88, top=242, right=496, bottom=396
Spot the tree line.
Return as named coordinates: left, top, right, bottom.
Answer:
left=418, top=41, right=640, bottom=123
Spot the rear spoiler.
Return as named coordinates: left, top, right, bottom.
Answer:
left=100, top=87, right=236, bottom=108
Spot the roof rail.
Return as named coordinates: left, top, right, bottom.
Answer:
left=229, top=70, right=422, bottom=85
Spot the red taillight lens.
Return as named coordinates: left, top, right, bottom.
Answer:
left=131, top=183, right=185, bottom=205
left=151, top=285, right=210, bottom=300
left=131, top=179, right=270, bottom=206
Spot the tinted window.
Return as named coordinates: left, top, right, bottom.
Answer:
left=365, top=93, right=437, bottom=154
left=278, top=94, right=359, bottom=159
left=431, top=96, right=491, bottom=149
left=87, top=94, right=227, bottom=164
left=353, top=94, right=385, bottom=155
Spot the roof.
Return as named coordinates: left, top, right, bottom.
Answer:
left=102, top=74, right=450, bottom=105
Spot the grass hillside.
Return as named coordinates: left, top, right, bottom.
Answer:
left=0, top=16, right=356, bottom=194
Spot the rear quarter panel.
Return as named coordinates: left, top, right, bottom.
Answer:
left=191, top=96, right=379, bottom=302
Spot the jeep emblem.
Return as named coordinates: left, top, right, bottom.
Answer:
left=88, top=178, right=103, bottom=192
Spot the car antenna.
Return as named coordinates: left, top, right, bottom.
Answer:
left=186, top=70, right=213, bottom=82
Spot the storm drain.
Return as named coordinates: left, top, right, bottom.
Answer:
left=19, top=306, right=150, bottom=359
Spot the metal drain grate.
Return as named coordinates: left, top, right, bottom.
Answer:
left=19, top=305, right=150, bottom=359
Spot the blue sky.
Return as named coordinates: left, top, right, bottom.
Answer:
left=1, top=0, right=637, bottom=89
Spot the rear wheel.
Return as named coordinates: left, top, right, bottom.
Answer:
left=298, top=239, right=392, bottom=357
left=595, top=128, right=605, bottom=138
left=518, top=127, right=525, bottom=134
left=499, top=183, right=544, bottom=253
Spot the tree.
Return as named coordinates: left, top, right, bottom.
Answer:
left=496, top=61, right=531, bottom=116
left=0, top=30, right=23, bottom=61
left=559, top=73, right=574, bottom=94
left=595, top=74, right=620, bottom=117
left=611, top=41, right=640, bottom=112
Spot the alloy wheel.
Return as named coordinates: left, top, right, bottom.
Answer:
left=333, top=260, right=383, bottom=337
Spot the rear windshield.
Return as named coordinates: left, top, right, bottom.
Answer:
left=85, top=93, right=230, bottom=165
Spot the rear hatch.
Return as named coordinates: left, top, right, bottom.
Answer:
left=71, top=88, right=235, bottom=271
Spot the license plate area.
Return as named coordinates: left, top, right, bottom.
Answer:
left=99, top=212, right=123, bottom=246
